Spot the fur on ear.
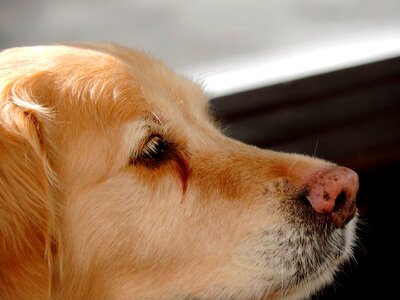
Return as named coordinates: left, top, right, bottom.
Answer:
left=0, top=84, right=60, bottom=300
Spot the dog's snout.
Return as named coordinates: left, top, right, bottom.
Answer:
left=305, top=166, right=359, bottom=228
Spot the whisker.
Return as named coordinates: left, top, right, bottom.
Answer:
left=151, top=111, right=167, bottom=133
left=313, top=139, right=319, bottom=157
left=288, top=156, right=300, bottom=171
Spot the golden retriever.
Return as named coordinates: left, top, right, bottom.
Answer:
left=0, top=43, right=359, bottom=300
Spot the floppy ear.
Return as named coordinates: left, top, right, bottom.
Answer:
left=0, top=89, right=59, bottom=299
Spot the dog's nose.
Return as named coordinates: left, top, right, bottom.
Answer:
left=305, top=166, right=359, bottom=228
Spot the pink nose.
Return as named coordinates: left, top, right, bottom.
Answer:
left=305, top=166, right=359, bottom=228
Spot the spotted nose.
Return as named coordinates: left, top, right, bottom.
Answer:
left=305, top=166, right=359, bottom=228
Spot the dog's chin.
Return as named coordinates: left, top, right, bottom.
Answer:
left=267, top=222, right=356, bottom=300
left=255, top=196, right=358, bottom=300
left=276, top=196, right=357, bottom=299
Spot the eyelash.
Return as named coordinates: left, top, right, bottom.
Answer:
left=131, top=134, right=171, bottom=167
left=141, top=135, right=169, bottom=160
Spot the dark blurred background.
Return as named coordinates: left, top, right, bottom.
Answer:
left=1, top=0, right=400, bottom=298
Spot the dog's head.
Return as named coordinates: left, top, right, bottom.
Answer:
left=0, top=44, right=358, bottom=300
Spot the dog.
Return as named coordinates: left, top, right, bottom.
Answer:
left=0, top=43, right=359, bottom=300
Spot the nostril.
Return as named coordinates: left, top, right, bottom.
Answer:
left=333, top=191, right=346, bottom=213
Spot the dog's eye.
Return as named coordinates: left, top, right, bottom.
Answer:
left=132, top=135, right=170, bottom=167
left=141, top=135, right=169, bottom=160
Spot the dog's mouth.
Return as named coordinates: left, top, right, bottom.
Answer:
left=290, top=191, right=353, bottom=257
left=282, top=186, right=357, bottom=232
left=256, top=227, right=351, bottom=300
left=281, top=192, right=337, bottom=233
left=255, top=193, right=358, bottom=297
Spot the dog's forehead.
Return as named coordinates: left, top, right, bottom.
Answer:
left=70, top=44, right=209, bottom=119
left=103, top=44, right=210, bottom=125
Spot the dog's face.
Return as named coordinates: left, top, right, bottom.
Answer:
left=0, top=44, right=358, bottom=300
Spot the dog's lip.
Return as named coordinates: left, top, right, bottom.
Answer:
left=288, top=193, right=334, bottom=226
left=297, top=192, right=358, bottom=230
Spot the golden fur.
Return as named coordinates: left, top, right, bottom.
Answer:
left=0, top=44, right=357, bottom=300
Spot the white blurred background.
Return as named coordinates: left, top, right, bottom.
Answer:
left=1, top=0, right=400, bottom=96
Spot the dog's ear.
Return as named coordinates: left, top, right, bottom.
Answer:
left=0, top=86, right=59, bottom=299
